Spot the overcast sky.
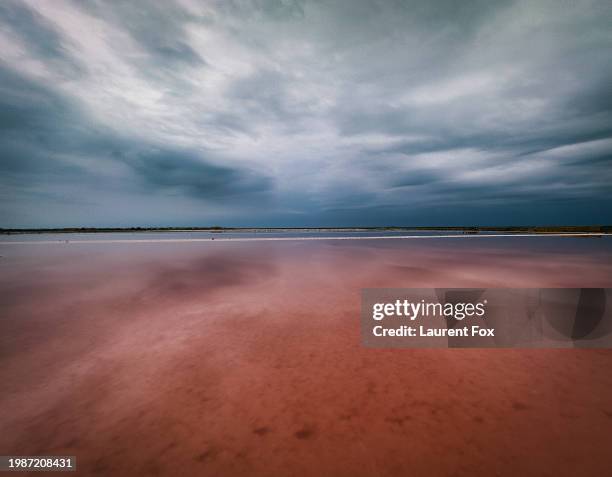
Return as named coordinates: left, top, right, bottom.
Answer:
left=1, top=0, right=611, bottom=227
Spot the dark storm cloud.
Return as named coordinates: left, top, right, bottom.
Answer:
left=1, top=0, right=611, bottom=226
left=0, top=66, right=84, bottom=173
left=0, top=62, right=271, bottom=224
left=126, top=148, right=271, bottom=199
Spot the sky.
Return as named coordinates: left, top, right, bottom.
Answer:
left=0, top=0, right=611, bottom=228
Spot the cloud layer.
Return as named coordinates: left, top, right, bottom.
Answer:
left=1, top=0, right=611, bottom=227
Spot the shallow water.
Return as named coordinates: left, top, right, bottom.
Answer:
left=1, top=236, right=612, bottom=476
left=0, top=229, right=563, bottom=242
left=0, top=230, right=461, bottom=242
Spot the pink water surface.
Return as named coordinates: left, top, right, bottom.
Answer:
left=1, top=237, right=612, bottom=476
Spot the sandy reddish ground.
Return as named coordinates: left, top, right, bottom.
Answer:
left=1, top=237, right=612, bottom=476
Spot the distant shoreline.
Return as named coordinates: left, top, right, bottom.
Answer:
left=1, top=226, right=610, bottom=235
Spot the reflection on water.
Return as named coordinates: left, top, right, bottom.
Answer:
left=1, top=237, right=612, bottom=476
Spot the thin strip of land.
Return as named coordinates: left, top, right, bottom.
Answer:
left=1, top=225, right=610, bottom=235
